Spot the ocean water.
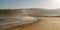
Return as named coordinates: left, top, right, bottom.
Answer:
left=0, top=17, right=38, bottom=30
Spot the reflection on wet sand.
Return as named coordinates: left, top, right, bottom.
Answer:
left=7, top=17, right=60, bottom=30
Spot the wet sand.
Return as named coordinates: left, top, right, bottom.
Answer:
left=7, top=17, right=60, bottom=30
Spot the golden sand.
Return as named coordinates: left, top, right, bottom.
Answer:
left=7, top=17, right=60, bottom=30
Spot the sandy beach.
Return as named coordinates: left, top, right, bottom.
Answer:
left=6, top=17, right=60, bottom=30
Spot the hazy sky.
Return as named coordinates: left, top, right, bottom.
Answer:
left=0, top=0, right=60, bottom=9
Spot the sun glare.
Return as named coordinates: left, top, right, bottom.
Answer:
left=53, top=0, right=60, bottom=3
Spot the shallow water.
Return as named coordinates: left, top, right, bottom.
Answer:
left=0, top=17, right=38, bottom=30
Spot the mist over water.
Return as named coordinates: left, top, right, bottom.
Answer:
left=42, top=12, right=60, bottom=16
